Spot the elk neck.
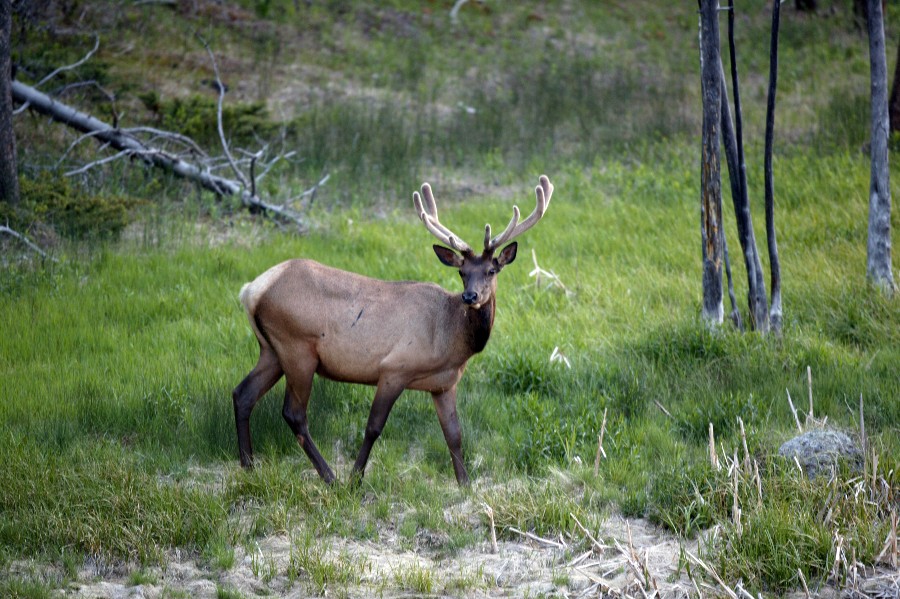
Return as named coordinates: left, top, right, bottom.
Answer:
left=463, top=295, right=495, bottom=354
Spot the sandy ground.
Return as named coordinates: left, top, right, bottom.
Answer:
left=13, top=514, right=700, bottom=598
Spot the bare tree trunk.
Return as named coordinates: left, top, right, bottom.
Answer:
left=866, top=0, right=896, bottom=292
left=765, top=0, right=783, bottom=333
left=699, top=0, right=724, bottom=325
left=721, top=0, right=770, bottom=332
left=888, top=38, right=900, bottom=133
left=0, top=0, right=18, bottom=207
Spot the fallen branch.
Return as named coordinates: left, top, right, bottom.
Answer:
left=0, top=225, right=54, bottom=260
left=508, top=527, right=567, bottom=549
left=14, top=34, right=100, bottom=116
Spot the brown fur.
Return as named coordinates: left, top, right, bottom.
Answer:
left=232, top=176, right=551, bottom=485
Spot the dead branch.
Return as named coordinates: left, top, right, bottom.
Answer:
left=11, top=80, right=312, bottom=229
left=14, top=34, right=99, bottom=116
left=196, top=33, right=250, bottom=190
left=0, top=225, right=54, bottom=260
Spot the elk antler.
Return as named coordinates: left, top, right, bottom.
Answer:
left=413, top=183, right=473, bottom=254
left=485, top=175, right=553, bottom=251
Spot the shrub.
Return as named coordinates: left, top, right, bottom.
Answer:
left=1, top=176, right=136, bottom=242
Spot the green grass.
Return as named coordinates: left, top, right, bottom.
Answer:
left=2, top=151, right=897, bottom=594
left=4, top=0, right=900, bottom=596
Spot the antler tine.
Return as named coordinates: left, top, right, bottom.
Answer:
left=413, top=183, right=472, bottom=254
left=486, top=175, right=553, bottom=250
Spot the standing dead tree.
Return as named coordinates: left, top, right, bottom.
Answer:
left=698, top=0, right=725, bottom=326
left=865, top=0, right=896, bottom=293
left=0, top=0, right=18, bottom=207
left=698, top=0, right=783, bottom=334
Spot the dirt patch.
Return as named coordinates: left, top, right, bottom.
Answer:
left=50, top=513, right=697, bottom=598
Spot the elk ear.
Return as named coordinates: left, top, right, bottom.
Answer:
left=433, top=245, right=465, bottom=268
left=496, top=242, right=517, bottom=268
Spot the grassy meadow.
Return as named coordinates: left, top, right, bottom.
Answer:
left=2, top=0, right=899, bottom=596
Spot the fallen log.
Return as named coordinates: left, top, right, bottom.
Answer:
left=11, top=80, right=310, bottom=229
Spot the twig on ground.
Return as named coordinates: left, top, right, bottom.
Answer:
left=798, top=567, right=811, bottom=599
left=482, top=502, right=498, bottom=554
left=738, top=416, right=750, bottom=472
left=859, top=393, right=867, bottom=455
left=831, top=531, right=845, bottom=585
left=709, top=422, right=719, bottom=470
left=654, top=400, right=673, bottom=419
left=874, top=509, right=898, bottom=567
left=549, top=346, right=571, bottom=369
left=529, top=249, right=571, bottom=295
left=754, top=459, right=763, bottom=507
left=508, top=527, right=567, bottom=549
left=594, top=407, right=608, bottom=476
left=734, top=581, right=756, bottom=599
left=787, top=389, right=803, bottom=432
left=684, top=548, right=738, bottom=599
left=806, top=365, right=814, bottom=424
left=570, top=512, right=606, bottom=554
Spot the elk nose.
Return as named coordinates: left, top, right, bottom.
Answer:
left=462, top=290, right=478, bottom=305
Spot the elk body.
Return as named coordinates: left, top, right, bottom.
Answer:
left=233, top=175, right=553, bottom=485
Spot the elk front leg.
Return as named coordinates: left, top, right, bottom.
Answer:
left=351, top=379, right=405, bottom=481
left=232, top=347, right=283, bottom=468
left=432, top=387, right=469, bottom=486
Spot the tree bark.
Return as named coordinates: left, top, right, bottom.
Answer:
left=0, top=0, right=19, bottom=206
left=764, top=0, right=783, bottom=333
left=722, top=0, right=770, bottom=332
left=699, top=0, right=724, bottom=325
left=866, top=0, right=896, bottom=292
left=889, top=37, right=900, bottom=134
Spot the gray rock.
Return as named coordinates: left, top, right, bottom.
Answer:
left=778, top=430, right=863, bottom=479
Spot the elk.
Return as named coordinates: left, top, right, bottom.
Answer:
left=232, top=175, right=553, bottom=485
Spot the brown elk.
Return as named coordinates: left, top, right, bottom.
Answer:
left=232, top=175, right=553, bottom=485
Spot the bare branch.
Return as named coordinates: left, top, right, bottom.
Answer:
left=35, top=34, right=100, bottom=89
left=121, top=127, right=209, bottom=158
left=0, top=225, right=54, bottom=260
left=64, top=148, right=133, bottom=175
left=196, top=33, right=250, bottom=190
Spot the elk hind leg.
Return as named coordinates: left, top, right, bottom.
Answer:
left=282, top=364, right=335, bottom=483
left=233, top=346, right=283, bottom=468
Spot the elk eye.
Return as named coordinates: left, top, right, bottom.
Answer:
left=488, top=268, right=497, bottom=276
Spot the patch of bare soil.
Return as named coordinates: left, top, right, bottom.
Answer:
left=49, top=512, right=696, bottom=598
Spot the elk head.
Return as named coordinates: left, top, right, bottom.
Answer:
left=413, top=175, right=554, bottom=309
